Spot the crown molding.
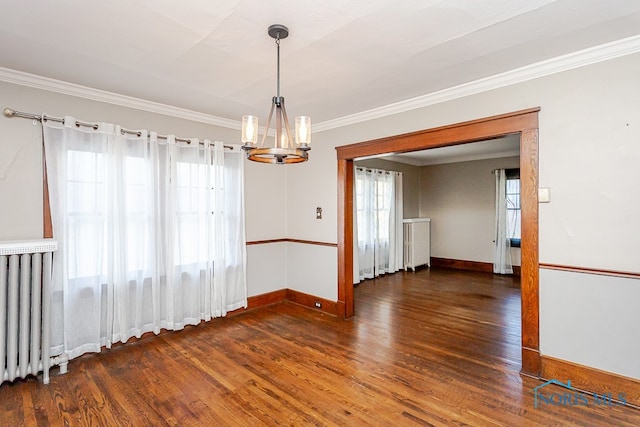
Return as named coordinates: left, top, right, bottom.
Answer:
left=314, top=34, right=640, bottom=132
left=0, top=67, right=240, bottom=130
left=2, top=34, right=640, bottom=134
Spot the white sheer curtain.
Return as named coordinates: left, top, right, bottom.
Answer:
left=354, top=167, right=403, bottom=282
left=43, top=117, right=246, bottom=360
left=493, top=169, right=513, bottom=274
left=389, top=171, right=404, bottom=272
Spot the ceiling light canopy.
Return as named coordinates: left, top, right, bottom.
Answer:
left=241, top=25, right=311, bottom=165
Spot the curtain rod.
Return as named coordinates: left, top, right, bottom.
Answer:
left=355, top=166, right=403, bottom=175
left=3, top=107, right=234, bottom=150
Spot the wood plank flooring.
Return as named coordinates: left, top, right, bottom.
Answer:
left=2, top=268, right=639, bottom=426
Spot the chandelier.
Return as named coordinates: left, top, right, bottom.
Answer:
left=241, top=25, right=311, bottom=164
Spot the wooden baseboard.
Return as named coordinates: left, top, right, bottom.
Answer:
left=238, top=289, right=339, bottom=317
left=247, top=289, right=287, bottom=309
left=540, top=355, right=640, bottom=408
left=431, top=257, right=521, bottom=276
left=286, top=289, right=340, bottom=316
left=431, top=257, right=493, bottom=273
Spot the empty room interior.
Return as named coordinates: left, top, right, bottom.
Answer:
left=1, top=1, right=640, bottom=425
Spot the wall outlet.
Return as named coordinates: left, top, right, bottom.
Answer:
left=314, top=301, right=322, bottom=308
left=316, top=207, right=322, bottom=219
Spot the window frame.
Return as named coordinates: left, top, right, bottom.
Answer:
left=505, top=168, right=521, bottom=248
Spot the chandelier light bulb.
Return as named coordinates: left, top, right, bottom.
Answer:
left=241, top=115, right=258, bottom=145
left=295, top=116, right=311, bottom=146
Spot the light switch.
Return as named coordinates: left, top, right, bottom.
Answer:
left=538, top=188, right=550, bottom=203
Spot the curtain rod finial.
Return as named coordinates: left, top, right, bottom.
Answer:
left=3, top=107, right=16, bottom=117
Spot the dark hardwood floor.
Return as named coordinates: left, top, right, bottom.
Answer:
left=2, top=268, right=639, bottom=426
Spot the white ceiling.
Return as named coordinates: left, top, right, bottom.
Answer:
left=374, top=134, right=521, bottom=166
left=1, top=0, right=640, bottom=127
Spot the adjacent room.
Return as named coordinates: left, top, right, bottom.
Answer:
left=352, top=137, right=523, bottom=365
left=1, top=1, right=640, bottom=425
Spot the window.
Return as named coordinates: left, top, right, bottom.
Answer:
left=174, top=160, right=214, bottom=266
left=64, top=149, right=228, bottom=280
left=505, top=168, right=521, bottom=248
left=66, top=150, right=104, bottom=280
left=375, top=173, right=392, bottom=241
left=355, top=169, right=392, bottom=245
left=65, top=150, right=155, bottom=279
left=354, top=167, right=403, bottom=280
left=44, top=121, right=247, bottom=361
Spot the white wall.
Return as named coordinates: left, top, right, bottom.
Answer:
left=244, top=161, right=288, bottom=294
left=540, top=269, right=640, bottom=379
left=246, top=243, right=287, bottom=296
left=286, top=52, right=640, bottom=379
left=286, top=243, right=337, bottom=301
left=0, top=81, right=286, bottom=297
left=284, top=136, right=340, bottom=300
left=418, top=156, right=521, bottom=266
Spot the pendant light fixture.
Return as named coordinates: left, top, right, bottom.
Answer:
left=241, top=25, right=311, bottom=164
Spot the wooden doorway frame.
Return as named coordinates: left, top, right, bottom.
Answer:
left=336, top=108, right=540, bottom=376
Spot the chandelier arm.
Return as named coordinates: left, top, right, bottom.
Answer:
left=279, top=98, right=294, bottom=149
left=260, top=99, right=276, bottom=148
left=276, top=103, right=283, bottom=149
